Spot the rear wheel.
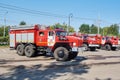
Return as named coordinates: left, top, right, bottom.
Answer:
left=105, top=44, right=111, bottom=51
left=25, top=44, right=35, bottom=57
left=54, top=47, right=69, bottom=61
left=16, top=44, right=25, bottom=56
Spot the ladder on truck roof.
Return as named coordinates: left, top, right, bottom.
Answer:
left=10, top=24, right=47, bottom=30
left=10, top=25, right=35, bottom=30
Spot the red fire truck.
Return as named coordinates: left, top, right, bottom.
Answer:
left=9, top=25, right=82, bottom=61
left=81, top=34, right=101, bottom=51
left=69, top=33, right=101, bottom=51
left=101, top=36, right=119, bottom=51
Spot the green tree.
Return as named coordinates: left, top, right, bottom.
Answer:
left=19, top=21, right=26, bottom=25
left=0, top=26, right=4, bottom=36
left=50, top=23, right=75, bottom=32
left=0, top=26, right=10, bottom=37
left=103, top=27, right=109, bottom=36
left=110, top=24, right=119, bottom=36
left=79, top=24, right=90, bottom=33
left=5, top=26, right=9, bottom=36
left=68, top=26, right=75, bottom=32
left=102, top=24, right=119, bottom=36
left=90, top=24, right=98, bottom=34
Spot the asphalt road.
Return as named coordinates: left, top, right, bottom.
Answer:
left=0, top=48, right=120, bottom=80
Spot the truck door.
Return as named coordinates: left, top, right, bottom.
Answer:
left=119, top=39, right=120, bottom=45
left=102, top=37, right=106, bottom=45
left=48, top=31, right=55, bottom=46
left=37, top=31, right=47, bottom=46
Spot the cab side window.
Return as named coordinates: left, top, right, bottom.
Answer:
left=49, top=31, right=54, bottom=36
left=39, top=32, right=44, bottom=36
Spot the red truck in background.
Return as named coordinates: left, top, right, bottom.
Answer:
left=101, top=36, right=119, bottom=51
left=81, top=34, right=101, bottom=51
left=9, top=24, right=83, bottom=61
left=69, top=33, right=101, bottom=51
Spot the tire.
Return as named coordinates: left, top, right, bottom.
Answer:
left=54, top=47, right=69, bottom=61
left=25, top=45, right=35, bottom=57
left=90, top=47, right=96, bottom=51
left=69, top=52, right=78, bottom=60
left=105, top=44, right=111, bottom=51
left=111, top=47, right=117, bottom=51
left=16, top=44, right=25, bottom=56
left=83, top=44, right=88, bottom=51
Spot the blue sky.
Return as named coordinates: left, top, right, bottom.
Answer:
left=0, top=0, right=120, bottom=31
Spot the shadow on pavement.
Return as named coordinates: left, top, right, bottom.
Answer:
left=0, top=56, right=89, bottom=80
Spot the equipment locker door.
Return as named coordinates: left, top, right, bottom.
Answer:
left=102, top=37, right=106, bottom=45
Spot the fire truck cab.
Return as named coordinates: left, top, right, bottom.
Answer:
left=102, top=36, right=119, bottom=51
left=9, top=25, right=82, bottom=61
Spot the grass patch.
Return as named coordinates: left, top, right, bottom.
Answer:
left=0, top=45, right=9, bottom=48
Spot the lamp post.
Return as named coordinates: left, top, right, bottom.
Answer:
left=67, top=13, right=73, bottom=33
left=118, top=23, right=120, bottom=35
left=97, top=13, right=101, bottom=34
left=3, top=11, right=8, bottom=37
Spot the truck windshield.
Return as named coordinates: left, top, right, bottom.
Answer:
left=56, top=31, right=67, bottom=36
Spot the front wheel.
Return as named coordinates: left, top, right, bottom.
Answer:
left=105, top=44, right=111, bottom=51
left=54, top=47, right=69, bottom=61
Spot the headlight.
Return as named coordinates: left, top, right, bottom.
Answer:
left=73, top=42, right=76, bottom=46
left=90, top=42, right=92, bottom=44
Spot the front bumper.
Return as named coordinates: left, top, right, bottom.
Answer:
left=72, top=47, right=85, bottom=52
left=112, top=45, right=120, bottom=47
left=89, top=44, right=99, bottom=47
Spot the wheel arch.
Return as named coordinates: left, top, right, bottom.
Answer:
left=83, top=42, right=88, bottom=45
left=105, top=43, right=112, bottom=46
left=52, top=42, right=71, bottom=52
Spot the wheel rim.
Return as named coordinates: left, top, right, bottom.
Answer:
left=106, top=45, right=109, bottom=50
left=17, top=46, right=22, bottom=54
left=26, top=47, right=31, bottom=55
left=57, top=50, right=64, bottom=58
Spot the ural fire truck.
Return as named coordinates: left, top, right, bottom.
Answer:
left=69, top=33, right=101, bottom=51
left=79, top=34, right=100, bottom=51
left=9, top=25, right=82, bottom=61
left=101, top=36, right=119, bottom=51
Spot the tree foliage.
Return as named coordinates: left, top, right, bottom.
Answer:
left=79, top=23, right=119, bottom=36
left=19, top=21, right=26, bottom=25
left=79, top=24, right=90, bottom=33
left=103, top=24, right=119, bottom=36
left=0, top=26, right=9, bottom=36
left=90, top=24, right=98, bottom=34
left=50, top=23, right=75, bottom=32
